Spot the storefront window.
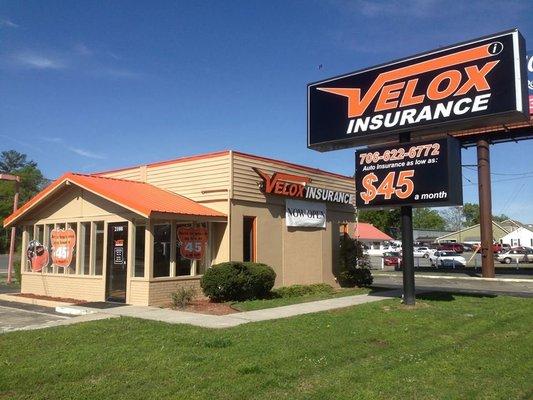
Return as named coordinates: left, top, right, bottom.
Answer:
left=80, top=222, right=91, bottom=275
left=153, top=224, right=171, bottom=277
left=94, top=222, right=104, bottom=275
left=134, top=225, right=145, bottom=277
left=176, top=223, right=209, bottom=276
left=66, top=223, right=77, bottom=274
left=44, top=224, right=54, bottom=273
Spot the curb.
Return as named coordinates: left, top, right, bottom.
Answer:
left=0, top=293, right=76, bottom=308
left=373, top=272, right=533, bottom=283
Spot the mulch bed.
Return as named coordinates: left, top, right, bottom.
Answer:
left=13, top=293, right=87, bottom=304
left=174, top=299, right=239, bottom=315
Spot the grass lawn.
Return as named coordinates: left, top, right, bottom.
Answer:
left=1, top=293, right=532, bottom=399
left=231, top=286, right=377, bottom=311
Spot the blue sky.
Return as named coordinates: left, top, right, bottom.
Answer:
left=1, top=1, right=532, bottom=221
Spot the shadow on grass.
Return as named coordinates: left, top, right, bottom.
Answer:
left=416, top=292, right=497, bottom=302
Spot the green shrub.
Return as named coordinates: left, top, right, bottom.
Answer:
left=338, top=267, right=373, bottom=287
left=200, top=262, right=276, bottom=302
left=272, top=283, right=335, bottom=298
left=171, top=286, right=197, bottom=309
left=337, top=234, right=373, bottom=287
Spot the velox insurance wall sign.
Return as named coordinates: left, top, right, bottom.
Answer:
left=308, top=29, right=528, bottom=151
left=253, top=168, right=355, bottom=205
left=286, top=199, right=326, bottom=228
left=355, top=138, right=462, bottom=208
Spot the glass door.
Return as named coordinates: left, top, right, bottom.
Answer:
left=106, top=222, right=128, bottom=302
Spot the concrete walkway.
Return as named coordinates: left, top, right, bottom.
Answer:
left=63, top=289, right=402, bottom=329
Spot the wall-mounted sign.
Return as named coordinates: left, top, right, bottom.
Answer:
left=177, top=226, right=208, bottom=260
left=286, top=199, right=326, bottom=228
left=50, top=228, right=76, bottom=268
left=26, top=240, right=49, bottom=272
left=308, top=29, right=528, bottom=151
left=253, top=168, right=355, bottom=205
left=355, top=138, right=462, bottom=208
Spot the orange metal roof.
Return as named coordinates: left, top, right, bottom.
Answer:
left=3, top=173, right=225, bottom=227
left=346, top=223, right=393, bottom=241
left=94, top=150, right=354, bottom=181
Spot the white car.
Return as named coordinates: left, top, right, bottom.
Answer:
left=429, top=251, right=466, bottom=268
left=413, top=246, right=435, bottom=258
left=497, top=248, right=533, bottom=264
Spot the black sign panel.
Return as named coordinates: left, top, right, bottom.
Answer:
left=355, top=138, right=462, bottom=208
left=308, top=29, right=528, bottom=151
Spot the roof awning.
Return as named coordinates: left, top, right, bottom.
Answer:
left=343, top=223, right=393, bottom=241
left=3, top=172, right=226, bottom=228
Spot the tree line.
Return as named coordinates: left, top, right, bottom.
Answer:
left=0, top=150, right=48, bottom=253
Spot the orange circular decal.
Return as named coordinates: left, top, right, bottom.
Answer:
left=50, top=228, right=76, bottom=268
left=177, top=226, right=208, bottom=260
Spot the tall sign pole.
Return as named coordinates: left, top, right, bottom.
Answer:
left=477, top=138, right=495, bottom=277
left=399, top=132, right=415, bottom=305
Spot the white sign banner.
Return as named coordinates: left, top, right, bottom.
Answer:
left=286, top=199, right=326, bottom=228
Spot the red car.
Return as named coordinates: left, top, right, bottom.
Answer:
left=472, top=243, right=504, bottom=253
left=438, top=243, right=464, bottom=253
left=383, top=251, right=402, bottom=267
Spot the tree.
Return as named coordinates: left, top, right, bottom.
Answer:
left=440, top=206, right=464, bottom=231
left=413, top=208, right=445, bottom=230
left=462, top=202, right=509, bottom=226
left=358, top=209, right=401, bottom=238
left=0, top=150, right=37, bottom=172
left=0, top=151, right=47, bottom=252
left=463, top=203, right=479, bottom=226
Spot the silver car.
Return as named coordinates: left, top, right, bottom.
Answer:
left=497, top=248, right=533, bottom=264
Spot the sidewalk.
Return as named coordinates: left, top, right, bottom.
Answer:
left=61, top=289, right=402, bottom=329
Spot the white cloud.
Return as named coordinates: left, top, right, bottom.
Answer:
left=0, top=18, right=18, bottom=28
left=12, top=52, right=65, bottom=69
left=68, top=147, right=106, bottom=159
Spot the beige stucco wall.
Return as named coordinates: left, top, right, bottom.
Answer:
left=230, top=199, right=355, bottom=287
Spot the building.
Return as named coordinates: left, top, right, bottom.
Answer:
left=500, top=227, right=533, bottom=248
left=344, top=222, right=393, bottom=255
left=436, top=221, right=509, bottom=244
left=412, top=228, right=454, bottom=244
left=4, top=151, right=356, bottom=306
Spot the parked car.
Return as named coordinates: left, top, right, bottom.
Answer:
left=383, top=251, right=402, bottom=267
left=472, top=243, right=504, bottom=253
left=413, top=246, right=434, bottom=258
left=438, top=242, right=464, bottom=253
left=460, top=243, right=474, bottom=252
left=497, top=248, right=533, bottom=264
left=430, top=251, right=466, bottom=268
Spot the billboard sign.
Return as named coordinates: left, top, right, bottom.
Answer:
left=308, top=29, right=528, bottom=151
left=355, top=138, right=462, bottom=208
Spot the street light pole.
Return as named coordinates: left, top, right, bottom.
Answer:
left=1, top=174, right=20, bottom=284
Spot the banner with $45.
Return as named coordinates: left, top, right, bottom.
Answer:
left=355, top=137, right=463, bottom=208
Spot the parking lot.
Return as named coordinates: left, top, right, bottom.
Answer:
left=368, top=251, right=533, bottom=274
left=0, top=300, right=72, bottom=334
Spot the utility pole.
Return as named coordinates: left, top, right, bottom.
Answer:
left=1, top=174, right=20, bottom=284
left=476, top=138, right=495, bottom=278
